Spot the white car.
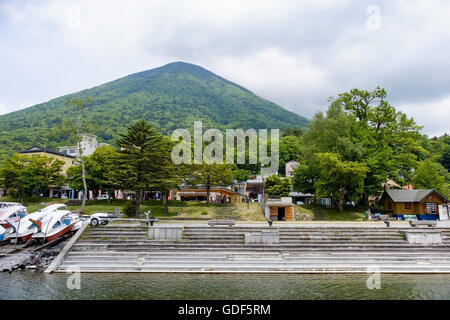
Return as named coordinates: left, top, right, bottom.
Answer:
left=83, top=212, right=117, bottom=227
left=96, top=195, right=109, bottom=200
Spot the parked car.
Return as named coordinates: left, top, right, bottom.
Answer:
left=96, top=194, right=109, bottom=200
left=61, top=194, right=68, bottom=199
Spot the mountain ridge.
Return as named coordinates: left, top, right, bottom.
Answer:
left=0, top=61, right=310, bottom=160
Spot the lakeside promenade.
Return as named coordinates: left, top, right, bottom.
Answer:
left=45, top=220, right=450, bottom=274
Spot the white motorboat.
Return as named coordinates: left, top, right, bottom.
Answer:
left=0, top=205, right=27, bottom=228
left=6, top=203, right=69, bottom=243
left=0, top=225, right=6, bottom=242
left=31, top=210, right=80, bottom=243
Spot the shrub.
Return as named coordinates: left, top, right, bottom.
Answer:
left=122, top=201, right=137, bottom=217
left=201, top=209, right=208, bottom=215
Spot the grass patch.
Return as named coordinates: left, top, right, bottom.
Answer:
left=294, top=204, right=379, bottom=221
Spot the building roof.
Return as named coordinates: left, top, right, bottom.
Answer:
left=289, top=192, right=314, bottom=197
left=19, top=147, right=75, bottom=159
left=384, top=189, right=448, bottom=202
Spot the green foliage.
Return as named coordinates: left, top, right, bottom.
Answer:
left=314, top=153, right=368, bottom=212
left=185, top=163, right=234, bottom=204
left=0, top=154, right=65, bottom=202
left=279, top=135, right=303, bottom=176
left=412, top=159, right=449, bottom=197
left=294, top=87, right=426, bottom=204
left=112, top=120, right=168, bottom=216
left=122, top=201, right=137, bottom=217
left=291, top=163, right=320, bottom=194
left=232, top=168, right=252, bottom=182
left=265, top=175, right=292, bottom=196
left=66, top=145, right=119, bottom=193
left=0, top=62, right=309, bottom=162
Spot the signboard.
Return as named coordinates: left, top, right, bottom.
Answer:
left=439, top=204, right=449, bottom=220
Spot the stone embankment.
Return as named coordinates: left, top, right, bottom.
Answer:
left=49, top=222, right=450, bottom=273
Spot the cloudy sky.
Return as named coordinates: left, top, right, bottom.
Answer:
left=0, top=0, right=449, bottom=136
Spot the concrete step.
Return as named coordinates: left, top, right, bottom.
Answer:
left=62, top=256, right=450, bottom=264
left=70, top=244, right=450, bottom=253
left=65, top=250, right=450, bottom=258
left=56, top=262, right=450, bottom=273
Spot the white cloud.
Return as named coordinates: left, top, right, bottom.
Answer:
left=398, top=95, right=450, bottom=137
left=0, top=103, right=10, bottom=115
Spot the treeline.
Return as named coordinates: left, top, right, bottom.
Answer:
left=281, top=87, right=449, bottom=211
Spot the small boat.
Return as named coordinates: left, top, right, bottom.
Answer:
left=31, top=210, right=80, bottom=243
left=6, top=204, right=69, bottom=243
left=0, top=225, right=6, bottom=242
left=0, top=205, right=27, bottom=228
left=0, top=202, right=22, bottom=212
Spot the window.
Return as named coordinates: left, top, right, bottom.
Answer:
left=388, top=202, right=392, bottom=210
left=426, top=202, right=437, bottom=213
left=404, top=202, right=411, bottom=209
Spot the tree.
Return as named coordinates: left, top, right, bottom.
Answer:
left=299, top=88, right=424, bottom=204
left=0, top=154, right=64, bottom=202
left=412, top=159, right=448, bottom=196
left=150, top=137, right=186, bottom=215
left=264, top=175, right=292, bottom=197
left=279, top=135, right=302, bottom=176
left=61, top=97, right=95, bottom=211
left=334, top=87, right=423, bottom=196
left=185, top=163, right=233, bottom=205
left=67, top=145, right=119, bottom=203
left=232, top=168, right=252, bottom=182
left=113, top=120, right=166, bottom=217
left=314, top=153, right=368, bottom=212
left=292, top=163, right=320, bottom=194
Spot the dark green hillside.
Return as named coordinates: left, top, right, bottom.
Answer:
left=0, top=62, right=310, bottom=160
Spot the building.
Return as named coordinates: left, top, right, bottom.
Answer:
left=289, top=192, right=314, bottom=204
left=19, top=147, right=75, bottom=175
left=285, top=160, right=299, bottom=178
left=171, top=186, right=246, bottom=203
left=58, top=134, right=108, bottom=157
left=245, top=175, right=264, bottom=202
left=264, top=196, right=295, bottom=221
left=18, top=147, right=76, bottom=198
left=380, top=189, right=448, bottom=219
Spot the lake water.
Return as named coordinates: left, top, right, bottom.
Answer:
left=1, top=271, right=450, bottom=300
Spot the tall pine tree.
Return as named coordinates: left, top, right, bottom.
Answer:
left=113, top=120, right=165, bottom=217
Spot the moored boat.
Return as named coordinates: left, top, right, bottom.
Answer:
left=0, top=205, right=27, bottom=228
left=6, top=204, right=69, bottom=243
left=0, top=225, right=6, bottom=242
left=31, top=210, right=80, bottom=243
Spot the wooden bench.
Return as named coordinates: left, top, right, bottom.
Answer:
left=208, top=220, right=235, bottom=227
left=409, top=220, right=437, bottom=227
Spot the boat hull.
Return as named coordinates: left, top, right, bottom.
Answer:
left=7, top=232, right=33, bottom=243
left=32, top=223, right=76, bottom=242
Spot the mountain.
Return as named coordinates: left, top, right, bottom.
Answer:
left=0, top=62, right=310, bottom=160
